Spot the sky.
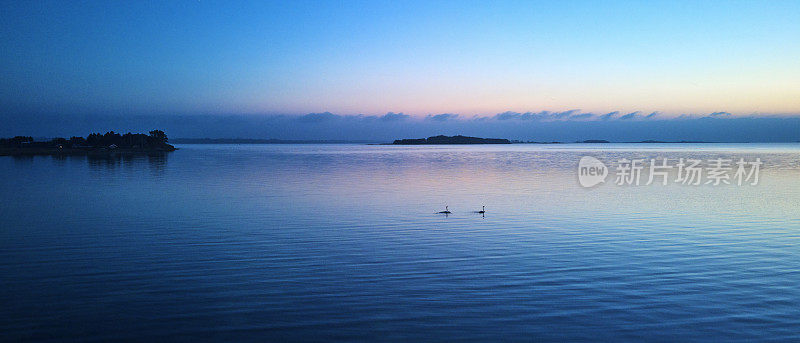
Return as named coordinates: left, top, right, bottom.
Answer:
left=1, top=1, right=799, bottom=140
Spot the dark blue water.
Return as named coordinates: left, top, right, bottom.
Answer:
left=2, top=144, right=800, bottom=341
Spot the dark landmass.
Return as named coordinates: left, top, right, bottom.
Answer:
left=579, top=139, right=611, bottom=143
left=393, top=135, right=511, bottom=145
left=0, top=130, right=175, bottom=156
left=171, top=138, right=375, bottom=144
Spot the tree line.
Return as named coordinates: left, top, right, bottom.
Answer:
left=0, top=130, right=170, bottom=149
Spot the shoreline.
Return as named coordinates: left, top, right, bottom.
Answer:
left=0, top=147, right=176, bottom=157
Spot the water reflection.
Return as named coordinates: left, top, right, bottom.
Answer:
left=2, top=144, right=800, bottom=341
left=10, top=154, right=34, bottom=165
left=83, top=152, right=169, bottom=175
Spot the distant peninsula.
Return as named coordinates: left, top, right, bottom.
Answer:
left=0, top=130, right=176, bottom=156
left=393, top=135, right=511, bottom=145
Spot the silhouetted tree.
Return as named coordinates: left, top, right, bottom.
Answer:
left=50, top=137, right=68, bottom=146
left=69, top=136, right=86, bottom=146
left=2, top=131, right=174, bottom=151
left=0, top=136, right=33, bottom=147
left=149, top=130, right=168, bottom=143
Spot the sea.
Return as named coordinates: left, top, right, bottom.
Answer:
left=2, top=143, right=800, bottom=341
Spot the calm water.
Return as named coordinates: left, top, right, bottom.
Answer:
left=2, top=143, right=800, bottom=341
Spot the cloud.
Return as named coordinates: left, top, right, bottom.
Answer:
left=426, top=113, right=459, bottom=121
left=599, top=111, right=620, bottom=120
left=552, top=109, right=580, bottom=119
left=675, top=111, right=733, bottom=120
left=708, top=111, right=732, bottom=117
left=380, top=112, right=409, bottom=121
left=5, top=111, right=800, bottom=143
left=296, top=112, right=340, bottom=123
left=570, top=113, right=594, bottom=120
left=619, top=111, right=641, bottom=120
left=494, top=111, right=524, bottom=120
left=494, top=110, right=582, bottom=121
left=493, top=111, right=545, bottom=120
left=290, top=110, right=737, bottom=125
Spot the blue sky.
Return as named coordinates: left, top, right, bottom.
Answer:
left=1, top=1, right=799, bottom=139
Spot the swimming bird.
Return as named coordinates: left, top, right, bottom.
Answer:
left=476, top=206, right=485, bottom=214
left=438, top=206, right=452, bottom=214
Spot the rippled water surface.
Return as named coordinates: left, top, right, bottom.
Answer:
left=2, top=143, right=800, bottom=341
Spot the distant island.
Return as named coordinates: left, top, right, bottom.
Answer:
left=0, top=130, right=176, bottom=156
left=393, top=135, right=511, bottom=145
